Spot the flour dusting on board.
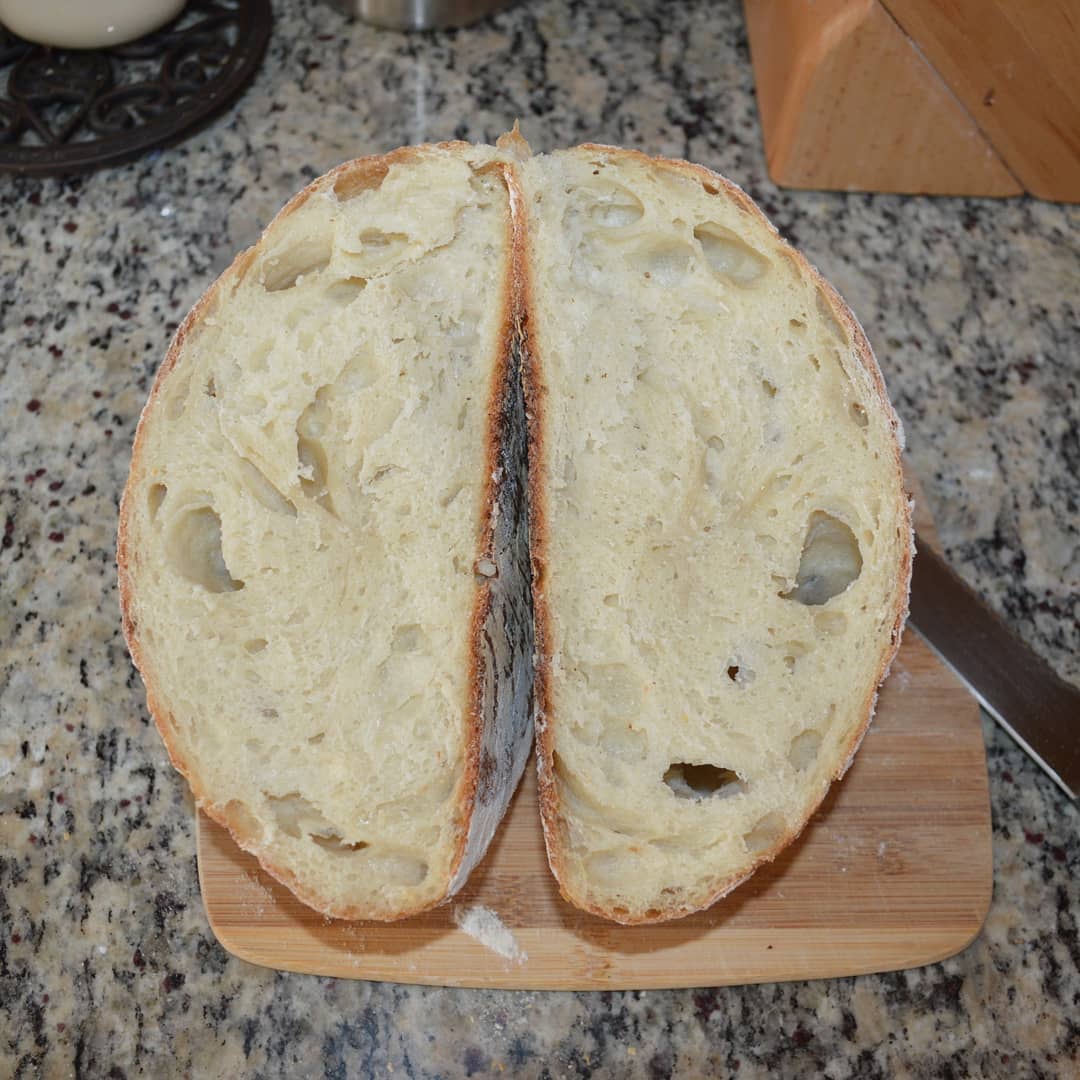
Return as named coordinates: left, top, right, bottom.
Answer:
left=454, top=905, right=527, bottom=964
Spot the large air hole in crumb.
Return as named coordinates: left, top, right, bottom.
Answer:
left=166, top=506, right=243, bottom=593
left=262, top=236, right=333, bottom=292
left=296, top=393, right=335, bottom=513
left=332, top=163, right=388, bottom=200
left=585, top=183, right=644, bottom=228
left=781, top=512, right=863, bottom=606
left=264, top=791, right=337, bottom=841
left=325, top=276, right=368, bottom=305
left=744, top=812, right=785, bottom=854
left=148, top=483, right=167, bottom=521
left=664, top=763, right=746, bottom=801
left=357, top=229, right=407, bottom=261
left=789, top=729, right=822, bottom=771
left=297, top=435, right=332, bottom=509
left=311, top=834, right=369, bottom=855
left=694, top=224, right=769, bottom=285
left=237, top=458, right=296, bottom=517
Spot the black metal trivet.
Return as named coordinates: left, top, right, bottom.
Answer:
left=0, top=0, right=272, bottom=176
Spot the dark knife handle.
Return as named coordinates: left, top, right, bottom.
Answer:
left=909, top=536, right=1079, bottom=801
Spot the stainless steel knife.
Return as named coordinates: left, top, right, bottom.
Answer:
left=908, top=536, right=1079, bottom=801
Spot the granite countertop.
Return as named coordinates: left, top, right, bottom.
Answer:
left=1, top=1, right=1077, bottom=1076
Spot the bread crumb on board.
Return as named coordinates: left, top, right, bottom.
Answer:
left=453, top=905, right=527, bottom=964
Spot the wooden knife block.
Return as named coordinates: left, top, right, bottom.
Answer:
left=744, top=0, right=1080, bottom=201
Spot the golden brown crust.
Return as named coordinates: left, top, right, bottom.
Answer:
left=119, top=142, right=521, bottom=923
left=531, top=144, right=913, bottom=925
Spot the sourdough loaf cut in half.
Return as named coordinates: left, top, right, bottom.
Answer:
left=118, top=144, right=534, bottom=920
left=522, top=146, right=911, bottom=923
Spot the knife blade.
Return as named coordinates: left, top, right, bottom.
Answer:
left=908, top=536, right=1079, bottom=801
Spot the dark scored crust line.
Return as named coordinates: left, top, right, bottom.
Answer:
left=526, top=144, right=913, bottom=925
left=450, top=148, right=537, bottom=895
left=118, top=143, right=526, bottom=922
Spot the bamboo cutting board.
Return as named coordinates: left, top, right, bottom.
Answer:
left=196, top=484, right=992, bottom=989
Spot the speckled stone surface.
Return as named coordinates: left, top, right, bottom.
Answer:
left=1, top=1, right=1077, bottom=1077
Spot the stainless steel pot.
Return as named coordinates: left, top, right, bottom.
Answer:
left=328, top=0, right=512, bottom=30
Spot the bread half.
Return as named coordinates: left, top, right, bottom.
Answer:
left=118, top=144, right=534, bottom=920
left=521, top=146, right=912, bottom=923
